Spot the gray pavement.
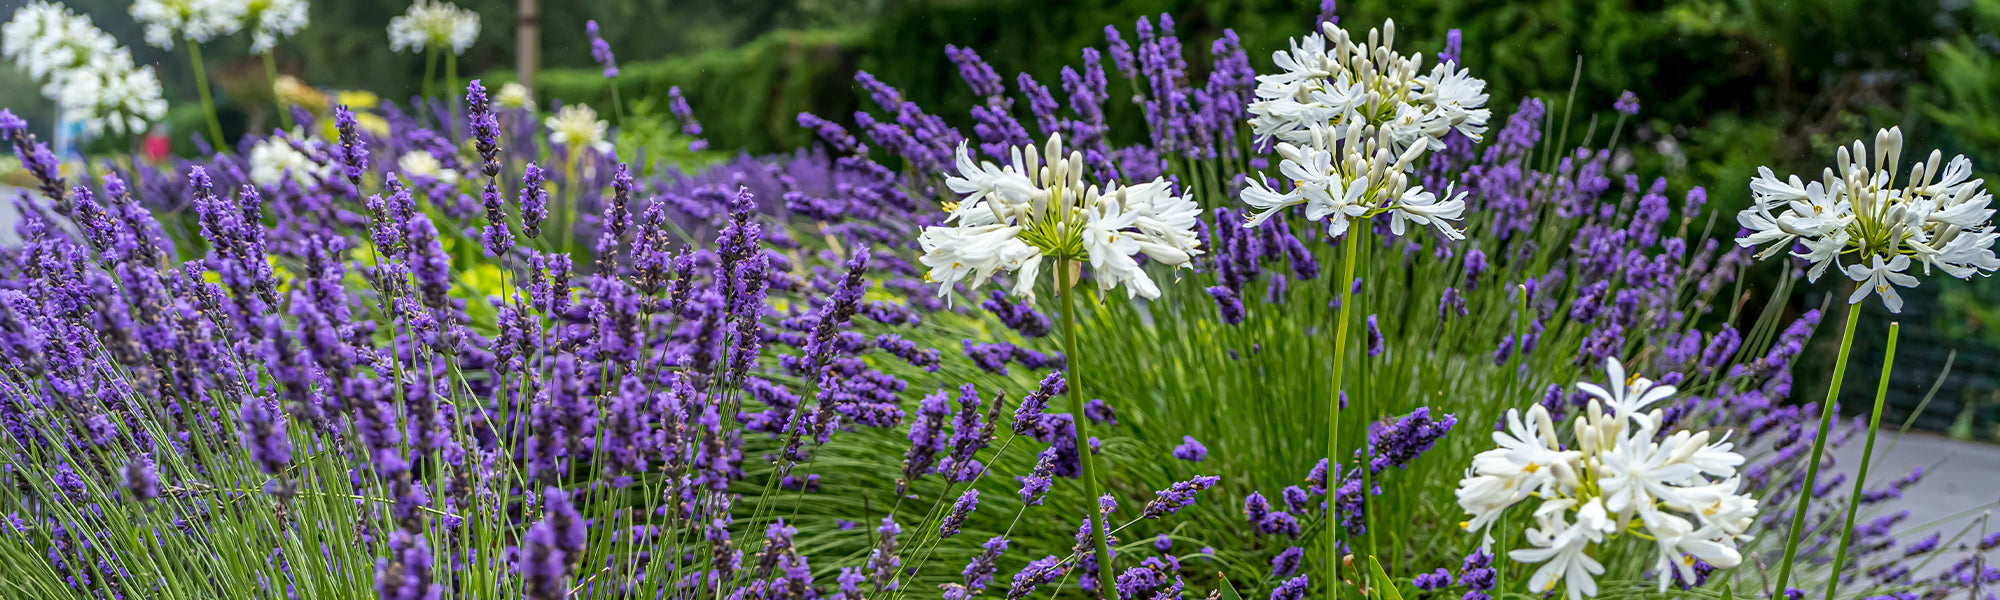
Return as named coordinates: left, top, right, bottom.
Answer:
left=1831, top=430, right=1999, bottom=579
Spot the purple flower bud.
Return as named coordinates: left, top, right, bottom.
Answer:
left=1366, top=315, right=1384, bottom=358
left=1270, top=574, right=1309, bottom=600
left=1084, top=398, right=1117, bottom=426
left=1614, top=90, right=1641, bottom=116
left=586, top=21, right=619, bottom=78
left=1271, top=546, right=1303, bottom=578
left=519, top=163, right=547, bottom=238
left=1172, top=436, right=1206, bottom=462
left=1142, top=475, right=1218, bottom=519
left=939, top=489, right=979, bottom=538
left=334, top=106, right=367, bottom=187
left=1207, top=286, right=1245, bottom=325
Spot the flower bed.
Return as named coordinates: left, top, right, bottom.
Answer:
left=1, top=3, right=1995, bottom=600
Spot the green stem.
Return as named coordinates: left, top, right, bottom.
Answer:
left=1325, top=227, right=1361, bottom=600
left=263, top=52, right=293, bottom=130
left=610, top=83, right=627, bottom=128
left=1771, top=302, right=1862, bottom=597
left=445, top=53, right=459, bottom=106
left=1825, top=321, right=1899, bottom=598
left=1359, top=231, right=1378, bottom=568
left=187, top=41, right=227, bottom=153
left=423, top=47, right=439, bottom=102
left=1056, top=258, right=1114, bottom=600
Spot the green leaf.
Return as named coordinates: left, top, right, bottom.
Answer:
left=1722, top=584, right=1735, bottom=600
left=1215, top=571, right=1244, bottom=600
left=1368, top=556, right=1405, bottom=600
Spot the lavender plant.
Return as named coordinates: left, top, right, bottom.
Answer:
left=0, top=69, right=1227, bottom=599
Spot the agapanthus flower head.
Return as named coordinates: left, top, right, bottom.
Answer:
left=546, top=103, right=614, bottom=156
left=1455, top=358, right=1756, bottom=600
left=130, top=0, right=245, bottom=49
left=3, top=3, right=167, bottom=136
left=397, top=150, right=458, bottom=185
left=920, top=132, right=1202, bottom=302
left=1737, top=126, right=1999, bottom=312
left=1239, top=119, right=1468, bottom=239
left=248, top=132, right=333, bottom=189
left=387, top=0, right=479, bottom=56
left=242, top=0, right=309, bottom=53
left=1247, top=18, right=1490, bottom=153
left=496, top=81, right=536, bottom=111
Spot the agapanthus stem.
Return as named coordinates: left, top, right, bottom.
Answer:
left=1771, top=303, right=1862, bottom=597
left=446, top=53, right=459, bottom=106
left=423, top=47, right=439, bottom=101
left=187, top=41, right=226, bottom=153
left=1056, top=257, right=1114, bottom=600
left=263, top=52, right=293, bottom=131
left=1825, top=321, right=1899, bottom=598
left=1325, top=229, right=1361, bottom=600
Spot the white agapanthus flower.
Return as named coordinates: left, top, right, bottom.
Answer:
left=388, top=0, right=480, bottom=56
left=920, top=133, right=1201, bottom=303
left=1737, top=126, right=1999, bottom=313
left=1239, top=19, right=1483, bottom=238
left=3, top=2, right=167, bottom=137
left=398, top=150, right=458, bottom=185
left=3, top=2, right=116, bottom=81
left=1239, top=122, right=1468, bottom=238
left=545, top=104, right=613, bottom=156
left=131, top=0, right=246, bottom=49
left=242, top=0, right=309, bottom=53
left=1248, top=19, right=1490, bottom=153
left=248, top=133, right=333, bottom=189
left=1456, top=358, right=1755, bottom=600
left=52, top=51, right=170, bottom=137
left=495, top=81, right=537, bottom=111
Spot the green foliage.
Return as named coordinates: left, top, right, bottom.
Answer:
left=610, top=97, right=724, bottom=175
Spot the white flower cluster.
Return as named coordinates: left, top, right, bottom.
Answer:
left=545, top=104, right=613, bottom=156
left=243, top=0, right=309, bottom=53
left=1456, top=359, right=1755, bottom=600
left=2, top=2, right=168, bottom=137
left=1239, top=19, right=1487, bottom=238
left=388, top=0, right=481, bottom=56
left=920, top=133, right=1202, bottom=303
left=1737, top=127, right=1998, bottom=313
left=248, top=132, right=333, bottom=189
left=131, top=0, right=246, bottom=49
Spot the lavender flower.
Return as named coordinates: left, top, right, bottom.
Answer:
left=1614, top=90, right=1641, bottom=116
left=586, top=20, right=618, bottom=78
left=1271, top=546, right=1303, bottom=577
left=1141, top=475, right=1219, bottom=518
left=939, top=489, right=979, bottom=538
left=1366, top=407, right=1457, bottom=473
left=1085, top=398, right=1117, bottom=426
left=1414, top=568, right=1453, bottom=590
left=1208, top=286, right=1245, bottom=325
left=1172, top=436, right=1206, bottom=462
left=519, top=163, right=547, bottom=238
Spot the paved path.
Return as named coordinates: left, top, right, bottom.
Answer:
left=1831, top=430, right=1999, bottom=578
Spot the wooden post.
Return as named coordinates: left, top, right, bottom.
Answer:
left=517, top=0, right=540, bottom=91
